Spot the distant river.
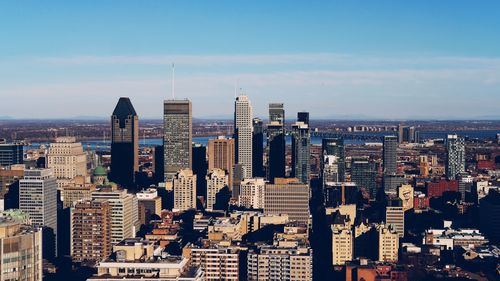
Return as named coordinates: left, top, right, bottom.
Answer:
left=27, top=130, right=499, bottom=151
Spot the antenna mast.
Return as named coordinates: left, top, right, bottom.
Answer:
left=172, top=63, right=175, bottom=99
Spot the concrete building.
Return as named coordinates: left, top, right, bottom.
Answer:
left=446, top=134, right=465, bottom=180
left=47, top=137, right=87, bottom=185
left=61, top=176, right=96, bottom=208
left=238, top=178, right=266, bottom=209
left=91, top=187, right=139, bottom=244
left=247, top=243, right=313, bottom=281
left=90, top=238, right=204, bottom=281
left=184, top=241, right=244, bottom=281
left=332, top=222, right=354, bottom=265
left=291, top=115, right=311, bottom=184
left=110, top=97, right=139, bottom=189
left=19, top=168, right=58, bottom=258
left=264, top=178, right=310, bottom=224
left=0, top=164, right=24, bottom=210
left=423, top=225, right=488, bottom=250
left=398, top=184, right=414, bottom=211
left=386, top=204, right=405, bottom=238
left=173, top=169, right=197, bottom=212
left=71, top=199, right=112, bottom=263
left=208, top=136, right=234, bottom=189
left=136, top=188, right=162, bottom=223
left=0, top=213, right=43, bottom=281
left=205, top=168, right=229, bottom=211
left=252, top=118, right=264, bottom=178
left=377, top=223, right=399, bottom=262
left=164, top=100, right=192, bottom=183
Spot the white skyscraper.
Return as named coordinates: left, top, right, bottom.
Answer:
left=234, top=95, right=253, bottom=180
left=19, top=169, right=58, bottom=258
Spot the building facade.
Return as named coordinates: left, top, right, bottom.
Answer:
left=205, top=169, right=229, bottom=211
left=264, top=178, right=310, bottom=224
left=164, top=100, right=192, bottom=182
left=173, top=169, right=197, bottom=212
left=234, top=95, right=253, bottom=180
left=446, top=134, right=465, bottom=180
left=208, top=137, right=234, bottom=189
left=239, top=178, right=266, bottom=209
left=47, top=137, right=86, bottom=181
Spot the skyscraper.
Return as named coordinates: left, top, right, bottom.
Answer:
left=208, top=137, right=234, bottom=188
left=192, top=143, right=207, bottom=199
left=291, top=112, right=310, bottom=184
left=164, top=100, right=192, bottom=183
left=110, top=97, right=139, bottom=189
left=264, top=178, right=310, bottom=224
left=19, top=169, right=58, bottom=259
left=173, top=168, right=197, bottom=212
left=47, top=137, right=87, bottom=185
left=446, top=134, right=465, bottom=180
left=267, top=103, right=285, bottom=182
left=239, top=178, right=266, bottom=209
left=383, top=135, right=398, bottom=175
left=0, top=140, right=23, bottom=166
left=321, top=138, right=345, bottom=182
left=234, top=95, right=253, bottom=180
left=252, top=118, right=264, bottom=177
left=351, top=156, right=377, bottom=198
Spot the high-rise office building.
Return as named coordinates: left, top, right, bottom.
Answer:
left=70, top=199, right=112, bottom=264
left=173, top=169, right=197, bottom=212
left=164, top=100, right=192, bottom=182
left=446, top=134, right=465, bottom=180
left=110, top=97, right=139, bottom=189
left=322, top=138, right=345, bottom=182
left=0, top=140, right=23, bottom=166
left=192, top=143, right=207, bottom=199
left=0, top=164, right=24, bottom=210
left=479, top=189, right=500, bottom=243
left=264, top=178, right=310, bottom=224
left=47, top=137, right=86, bottom=184
left=0, top=213, right=43, bottom=281
left=234, top=95, right=253, bottom=180
left=61, top=176, right=96, bottom=209
left=19, top=169, right=58, bottom=259
left=239, top=178, right=266, bottom=209
left=267, top=103, right=285, bottom=182
left=291, top=113, right=310, bottom=184
left=208, top=137, right=234, bottom=189
left=91, top=187, right=139, bottom=244
left=205, top=169, right=229, bottom=211
left=377, top=223, right=399, bottom=262
left=386, top=200, right=405, bottom=238
left=351, top=156, right=377, bottom=198
left=136, top=188, right=162, bottom=221
left=383, top=135, right=398, bottom=175
left=297, top=111, right=310, bottom=125
left=252, top=118, right=264, bottom=177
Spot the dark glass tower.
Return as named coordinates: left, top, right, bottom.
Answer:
left=0, top=140, right=23, bottom=166
left=164, top=100, right=192, bottom=182
left=321, top=138, right=345, bottom=182
left=291, top=112, right=310, bottom=184
left=252, top=118, right=264, bottom=177
left=351, top=156, right=377, bottom=198
left=110, top=97, right=138, bottom=190
left=267, top=103, right=285, bottom=183
left=192, top=143, right=207, bottom=199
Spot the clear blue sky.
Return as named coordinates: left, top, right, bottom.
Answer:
left=1, top=1, right=499, bottom=119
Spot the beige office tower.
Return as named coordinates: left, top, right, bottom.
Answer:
left=61, top=176, right=96, bottom=208
left=208, top=136, right=235, bottom=188
left=164, top=100, right=192, bottom=183
left=184, top=242, right=242, bottom=281
left=91, top=188, right=139, bottom=244
left=70, top=199, right=111, bottom=263
left=247, top=244, right=313, bottom=281
left=0, top=214, right=43, bottom=281
left=331, top=223, right=353, bottom=265
left=136, top=188, right=162, bottom=218
left=234, top=95, right=253, bottom=180
left=173, top=169, right=197, bottom=212
left=47, top=137, right=87, bottom=187
left=377, top=223, right=399, bottom=262
left=264, top=178, right=310, bottom=224
left=205, top=169, right=228, bottom=211
left=398, top=184, right=414, bottom=211
left=239, top=178, right=265, bottom=209
left=386, top=206, right=405, bottom=238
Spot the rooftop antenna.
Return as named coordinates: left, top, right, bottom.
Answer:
left=172, top=63, right=175, bottom=99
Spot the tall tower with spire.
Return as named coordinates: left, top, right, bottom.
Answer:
left=110, top=97, right=139, bottom=190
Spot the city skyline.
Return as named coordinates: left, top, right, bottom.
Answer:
left=1, top=1, right=500, bottom=119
